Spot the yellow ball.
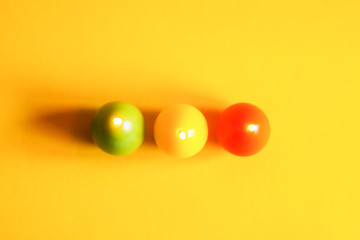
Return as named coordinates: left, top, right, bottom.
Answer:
left=154, top=104, right=208, bottom=158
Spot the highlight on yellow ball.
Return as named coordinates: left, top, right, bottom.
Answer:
left=154, top=104, right=208, bottom=158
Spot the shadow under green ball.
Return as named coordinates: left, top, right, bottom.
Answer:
left=91, top=102, right=145, bottom=155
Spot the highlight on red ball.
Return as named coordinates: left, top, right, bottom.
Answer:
left=216, top=103, right=270, bottom=156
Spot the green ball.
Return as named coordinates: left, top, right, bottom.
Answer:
left=91, top=101, right=145, bottom=155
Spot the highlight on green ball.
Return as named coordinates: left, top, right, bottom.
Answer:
left=91, top=101, right=270, bottom=158
left=91, top=101, right=145, bottom=156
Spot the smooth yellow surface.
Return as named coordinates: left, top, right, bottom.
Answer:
left=0, top=0, right=359, bottom=239
left=154, top=104, right=208, bottom=158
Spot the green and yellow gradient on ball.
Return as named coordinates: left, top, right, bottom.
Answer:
left=91, top=102, right=145, bottom=155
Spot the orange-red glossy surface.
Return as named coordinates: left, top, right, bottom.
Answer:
left=216, top=103, right=270, bottom=156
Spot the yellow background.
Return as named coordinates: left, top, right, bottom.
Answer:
left=1, top=0, right=359, bottom=239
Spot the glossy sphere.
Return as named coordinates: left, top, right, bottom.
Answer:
left=154, top=104, right=208, bottom=158
left=216, top=103, right=270, bottom=156
left=91, top=101, right=145, bottom=155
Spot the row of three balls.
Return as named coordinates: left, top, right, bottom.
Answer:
left=91, top=102, right=270, bottom=158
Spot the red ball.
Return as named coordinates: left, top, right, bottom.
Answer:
left=216, top=103, right=270, bottom=156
